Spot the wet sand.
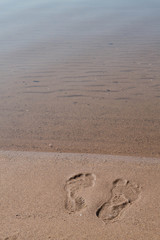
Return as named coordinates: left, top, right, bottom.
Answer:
left=0, top=1, right=160, bottom=157
left=1, top=151, right=160, bottom=239
left=0, top=45, right=160, bottom=157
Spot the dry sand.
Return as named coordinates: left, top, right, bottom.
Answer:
left=1, top=150, right=160, bottom=240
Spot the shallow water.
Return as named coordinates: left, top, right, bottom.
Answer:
left=0, top=0, right=160, bottom=157
left=1, top=0, right=160, bottom=66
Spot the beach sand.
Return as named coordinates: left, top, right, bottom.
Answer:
left=1, top=53, right=160, bottom=158
left=0, top=151, right=160, bottom=240
left=0, top=1, right=160, bottom=239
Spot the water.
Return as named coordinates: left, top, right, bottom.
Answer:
left=0, top=0, right=160, bottom=156
left=1, top=0, right=160, bottom=62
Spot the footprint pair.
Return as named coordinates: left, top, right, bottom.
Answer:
left=65, top=173, right=141, bottom=223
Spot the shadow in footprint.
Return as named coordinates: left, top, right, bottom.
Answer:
left=96, top=179, right=141, bottom=223
left=65, top=173, right=96, bottom=213
left=4, top=234, right=18, bottom=240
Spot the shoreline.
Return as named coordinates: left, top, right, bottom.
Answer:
left=0, top=149, right=160, bottom=162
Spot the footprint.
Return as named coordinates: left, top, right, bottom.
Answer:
left=65, top=173, right=96, bottom=213
left=4, top=234, right=18, bottom=240
left=96, top=179, right=141, bottom=223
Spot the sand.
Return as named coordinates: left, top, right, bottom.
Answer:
left=0, top=150, right=160, bottom=240
left=1, top=55, right=160, bottom=157
left=0, top=2, right=160, bottom=158
left=1, top=1, right=160, bottom=239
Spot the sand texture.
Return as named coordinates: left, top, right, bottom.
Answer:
left=0, top=151, right=160, bottom=240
